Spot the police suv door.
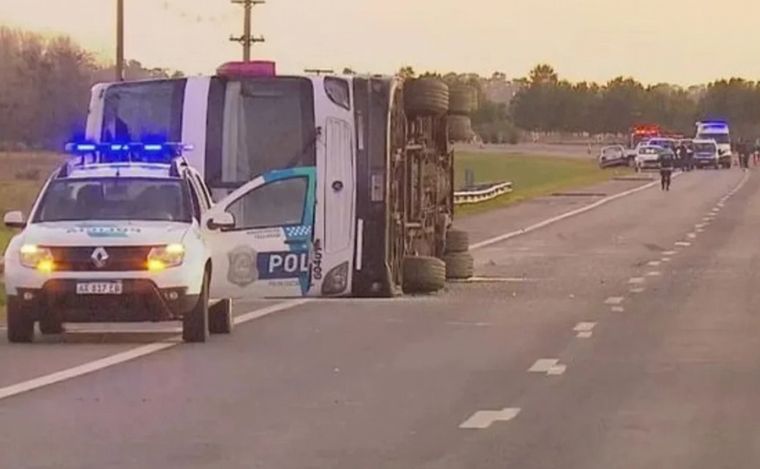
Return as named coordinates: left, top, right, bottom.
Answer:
left=203, top=167, right=317, bottom=298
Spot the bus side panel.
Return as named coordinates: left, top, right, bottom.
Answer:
left=351, top=78, right=392, bottom=297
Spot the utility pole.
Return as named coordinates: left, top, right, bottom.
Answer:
left=116, top=0, right=124, bottom=81
left=230, top=0, right=266, bottom=61
left=304, top=69, right=335, bottom=76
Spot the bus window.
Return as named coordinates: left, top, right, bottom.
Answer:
left=101, top=80, right=186, bottom=142
left=209, top=77, right=315, bottom=190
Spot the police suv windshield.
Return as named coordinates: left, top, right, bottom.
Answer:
left=694, top=142, right=717, bottom=152
left=33, top=178, right=193, bottom=223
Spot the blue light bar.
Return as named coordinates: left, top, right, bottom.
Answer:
left=143, top=144, right=163, bottom=152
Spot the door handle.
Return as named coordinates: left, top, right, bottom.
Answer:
left=332, top=180, right=344, bottom=192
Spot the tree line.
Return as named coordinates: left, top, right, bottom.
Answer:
left=511, top=64, right=760, bottom=139
left=0, top=27, right=182, bottom=150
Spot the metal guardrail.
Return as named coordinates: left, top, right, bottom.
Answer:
left=454, top=181, right=513, bottom=205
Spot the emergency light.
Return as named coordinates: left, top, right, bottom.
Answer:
left=64, top=142, right=193, bottom=164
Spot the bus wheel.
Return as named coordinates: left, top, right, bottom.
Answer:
left=444, top=252, right=474, bottom=279
left=404, top=78, right=449, bottom=117
left=402, top=256, right=446, bottom=294
left=445, top=229, right=470, bottom=253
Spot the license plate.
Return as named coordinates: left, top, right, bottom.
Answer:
left=76, top=282, right=123, bottom=295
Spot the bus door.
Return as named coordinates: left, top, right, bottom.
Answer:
left=203, top=167, right=317, bottom=299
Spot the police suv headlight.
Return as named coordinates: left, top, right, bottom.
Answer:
left=19, top=244, right=55, bottom=272
left=321, top=262, right=349, bottom=295
left=147, top=244, right=185, bottom=271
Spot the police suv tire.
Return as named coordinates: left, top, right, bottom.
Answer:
left=208, top=299, right=233, bottom=335
left=404, top=78, right=449, bottom=117
left=183, top=274, right=209, bottom=343
left=444, top=252, right=475, bottom=279
left=7, top=297, right=34, bottom=343
left=402, top=256, right=446, bottom=294
left=445, top=229, right=470, bottom=253
left=448, top=86, right=473, bottom=115
left=38, top=313, right=64, bottom=335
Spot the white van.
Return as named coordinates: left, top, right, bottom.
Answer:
left=83, top=62, right=463, bottom=298
left=696, top=121, right=732, bottom=168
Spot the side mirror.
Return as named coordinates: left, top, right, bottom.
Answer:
left=205, top=212, right=235, bottom=231
left=4, top=211, right=26, bottom=229
left=718, top=150, right=725, bottom=156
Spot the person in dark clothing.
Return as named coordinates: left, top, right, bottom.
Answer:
left=659, top=150, right=675, bottom=191
left=736, top=139, right=750, bottom=170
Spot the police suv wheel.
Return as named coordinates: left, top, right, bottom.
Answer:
left=444, top=252, right=475, bottom=279
left=7, top=297, right=34, bottom=343
left=183, top=274, right=209, bottom=343
left=208, top=299, right=233, bottom=335
left=402, top=256, right=446, bottom=294
left=404, top=78, right=450, bottom=117
left=38, top=313, right=64, bottom=335
left=445, top=229, right=470, bottom=253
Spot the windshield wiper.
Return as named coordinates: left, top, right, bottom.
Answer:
left=285, top=126, right=321, bottom=169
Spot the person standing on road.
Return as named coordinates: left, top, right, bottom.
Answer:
left=659, top=149, right=675, bottom=191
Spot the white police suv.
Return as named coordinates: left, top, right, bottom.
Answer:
left=3, top=143, right=232, bottom=343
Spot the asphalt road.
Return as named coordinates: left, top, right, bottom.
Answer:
left=1, top=169, right=758, bottom=469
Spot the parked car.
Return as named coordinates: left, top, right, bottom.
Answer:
left=635, top=144, right=665, bottom=171
left=598, top=145, right=629, bottom=168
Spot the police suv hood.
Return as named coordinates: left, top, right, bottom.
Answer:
left=20, top=220, right=191, bottom=246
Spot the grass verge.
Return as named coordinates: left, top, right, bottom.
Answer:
left=455, top=153, right=631, bottom=216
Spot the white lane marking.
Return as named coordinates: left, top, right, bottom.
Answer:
left=528, top=358, right=561, bottom=373
left=446, top=321, right=493, bottom=327
left=646, top=271, right=662, bottom=277
left=448, top=276, right=535, bottom=284
left=0, top=299, right=310, bottom=401
left=611, top=306, right=625, bottom=313
left=459, top=408, right=521, bottom=429
left=574, top=322, right=597, bottom=332
left=662, top=257, right=672, bottom=262
left=628, top=277, right=645, bottom=284
left=576, top=331, right=593, bottom=339
left=697, top=228, right=705, bottom=233
left=695, top=223, right=706, bottom=229
left=647, top=261, right=661, bottom=267
left=662, top=251, right=677, bottom=256
left=605, top=297, right=624, bottom=305
left=470, top=177, right=668, bottom=251
left=547, top=364, right=567, bottom=375
left=675, top=241, right=691, bottom=247
left=630, top=287, right=645, bottom=294
left=687, top=233, right=697, bottom=239
left=702, top=217, right=713, bottom=222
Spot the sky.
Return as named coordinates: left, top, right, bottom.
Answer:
left=1, top=0, right=760, bottom=85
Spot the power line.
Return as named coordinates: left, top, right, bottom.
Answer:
left=229, top=0, right=266, bottom=62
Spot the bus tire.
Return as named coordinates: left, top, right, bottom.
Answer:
left=444, top=252, right=474, bottom=279
left=445, top=229, right=470, bottom=253
left=404, top=78, right=449, bottom=117
left=448, top=86, right=473, bottom=115
left=402, top=256, right=446, bottom=294
left=448, top=115, right=472, bottom=141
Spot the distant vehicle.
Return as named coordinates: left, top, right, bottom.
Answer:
left=692, top=139, right=723, bottom=169
left=647, top=138, right=677, bottom=152
left=635, top=144, right=666, bottom=171
left=696, top=121, right=732, bottom=168
left=598, top=145, right=629, bottom=168
left=629, top=124, right=662, bottom=148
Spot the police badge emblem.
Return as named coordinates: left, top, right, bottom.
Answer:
left=227, top=245, right=259, bottom=287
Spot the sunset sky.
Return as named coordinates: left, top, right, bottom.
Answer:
left=1, top=0, right=759, bottom=84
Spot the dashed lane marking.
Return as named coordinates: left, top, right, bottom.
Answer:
left=662, top=257, right=672, bottom=262
left=574, top=322, right=597, bottom=332
left=611, top=306, right=625, bottom=313
left=547, top=364, right=567, bottom=375
left=647, top=261, right=661, bottom=267
left=675, top=241, right=691, bottom=247
left=662, top=251, right=677, bottom=256
left=576, top=331, right=593, bottom=339
left=630, top=288, right=646, bottom=294
left=647, top=271, right=662, bottom=277
left=459, top=408, right=521, bottom=429
left=605, top=297, right=625, bottom=305
left=0, top=299, right=311, bottom=401
left=687, top=233, right=697, bottom=239
left=629, top=277, right=646, bottom=284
